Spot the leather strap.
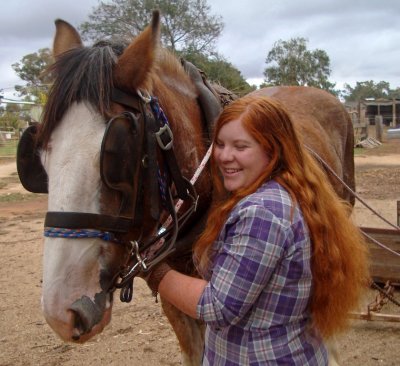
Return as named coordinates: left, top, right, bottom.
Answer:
left=45, top=212, right=132, bottom=233
left=144, top=107, right=161, bottom=221
left=111, top=88, right=142, bottom=111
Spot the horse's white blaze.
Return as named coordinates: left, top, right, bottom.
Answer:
left=40, top=103, right=111, bottom=332
left=42, top=237, right=105, bottom=320
left=43, top=103, right=104, bottom=212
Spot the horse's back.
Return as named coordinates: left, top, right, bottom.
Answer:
left=250, top=86, right=355, bottom=205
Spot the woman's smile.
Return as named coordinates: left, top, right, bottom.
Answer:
left=223, top=168, right=242, bottom=175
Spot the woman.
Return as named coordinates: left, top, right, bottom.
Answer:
left=146, top=95, right=369, bottom=365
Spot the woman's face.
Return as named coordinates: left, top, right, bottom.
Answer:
left=214, top=118, right=270, bottom=192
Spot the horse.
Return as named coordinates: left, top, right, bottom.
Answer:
left=17, top=11, right=354, bottom=366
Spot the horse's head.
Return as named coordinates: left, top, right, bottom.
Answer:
left=16, top=11, right=188, bottom=342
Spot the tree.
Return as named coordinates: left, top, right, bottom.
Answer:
left=12, top=48, right=53, bottom=103
left=0, top=103, right=27, bottom=130
left=79, top=1, right=254, bottom=93
left=183, top=50, right=255, bottom=96
left=79, top=0, right=223, bottom=55
left=12, top=1, right=251, bottom=101
left=263, top=37, right=337, bottom=93
left=341, top=80, right=399, bottom=102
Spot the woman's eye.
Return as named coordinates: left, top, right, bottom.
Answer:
left=235, top=145, right=247, bottom=151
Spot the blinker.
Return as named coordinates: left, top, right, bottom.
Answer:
left=16, top=124, right=48, bottom=194
left=100, top=111, right=143, bottom=195
left=100, top=110, right=146, bottom=224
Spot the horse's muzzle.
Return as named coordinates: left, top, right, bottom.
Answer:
left=69, top=292, right=108, bottom=340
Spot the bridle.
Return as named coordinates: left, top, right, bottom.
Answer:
left=40, top=87, right=206, bottom=302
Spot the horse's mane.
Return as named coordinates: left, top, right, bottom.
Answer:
left=39, top=41, right=127, bottom=148
left=38, top=39, right=196, bottom=149
left=154, top=49, right=198, bottom=99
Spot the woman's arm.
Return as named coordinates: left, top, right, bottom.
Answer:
left=157, top=270, right=208, bottom=319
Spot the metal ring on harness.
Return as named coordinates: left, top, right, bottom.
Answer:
left=137, top=89, right=151, bottom=104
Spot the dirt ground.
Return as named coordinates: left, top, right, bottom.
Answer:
left=0, top=131, right=399, bottom=366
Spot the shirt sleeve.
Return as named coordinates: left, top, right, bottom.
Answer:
left=197, top=204, right=289, bottom=328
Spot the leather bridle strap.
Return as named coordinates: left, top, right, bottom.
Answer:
left=111, top=88, right=143, bottom=111
left=44, top=212, right=132, bottom=233
left=149, top=97, right=193, bottom=201
left=144, top=104, right=162, bottom=221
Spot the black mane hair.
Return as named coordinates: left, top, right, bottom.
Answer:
left=38, top=41, right=126, bottom=148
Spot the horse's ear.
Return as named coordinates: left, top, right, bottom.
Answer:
left=114, top=10, right=161, bottom=91
left=53, top=19, right=83, bottom=59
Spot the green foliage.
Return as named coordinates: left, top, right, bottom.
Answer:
left=79, top=0, right=253, bottom=95
left=0, top=104, right=27, bottom=130
left=342, top=80, right=400, bottom=102
left=12, top=48, right=53, bottom=103
left=263, top=37, right=337, bottom=94
left=0, top=110, right=20, bottom=130
left=79, top=0, right=223, bottom=55
left=183, top=50, right=255, bottom=96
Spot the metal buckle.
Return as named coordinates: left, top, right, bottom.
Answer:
left=137, top=89, right=151, bottom=104
left=131, top=240, right=147, bottom=271
left=155, top=124, right=174, bottom=150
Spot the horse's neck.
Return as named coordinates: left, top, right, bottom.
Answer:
left=152, top=66, right=214, bottom=213
left=152, top=70, right=204, bottom=148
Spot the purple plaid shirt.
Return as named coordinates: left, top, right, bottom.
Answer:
left=197, top=181, right=328, bottom=365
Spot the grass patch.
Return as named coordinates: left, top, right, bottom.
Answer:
left=0, top=139, right=18, bottom=157
left=354, top=147, right=364, bottom=156
left=0, top=192, right=40, bottom=203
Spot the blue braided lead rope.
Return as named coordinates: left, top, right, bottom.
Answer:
left=150, top=96, right=169, bottom=126
left=44, top=227, right=116, bottom=242
left=157, top=169, right=168, bottom=206
left=150, top=96, right=170, bottom=206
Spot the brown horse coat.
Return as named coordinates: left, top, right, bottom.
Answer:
left=251, top=87, right=355, bottom=206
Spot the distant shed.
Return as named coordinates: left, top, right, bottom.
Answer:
left=344, top=101, right=368, bottom=143
left=363, top=98, right=400, bottom=127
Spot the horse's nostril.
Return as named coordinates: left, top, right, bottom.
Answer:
left=71, top=325, right=81, bottom=341
left=69, top=293, right=106, bottom=339
left=71, top=309, right=90, bottom=339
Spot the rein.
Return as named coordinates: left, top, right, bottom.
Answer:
left=305, top=145, right=400, bottom=258
left=114, top=144, right=212, bottom=301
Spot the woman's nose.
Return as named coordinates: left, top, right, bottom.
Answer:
left=218, top=146, right=233, bottom=162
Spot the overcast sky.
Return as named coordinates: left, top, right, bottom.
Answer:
left=1, top=0, right=400, bottom=100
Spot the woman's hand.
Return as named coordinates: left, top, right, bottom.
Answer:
left=141, top=262, right=173, bottom=293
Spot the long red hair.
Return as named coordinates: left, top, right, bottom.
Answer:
left=193, top=95, right=369, bottom=338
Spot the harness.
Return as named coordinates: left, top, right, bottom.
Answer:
left=17, top=87, right=213, bottom=302
left=16, top=58, right=233, bottom=302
